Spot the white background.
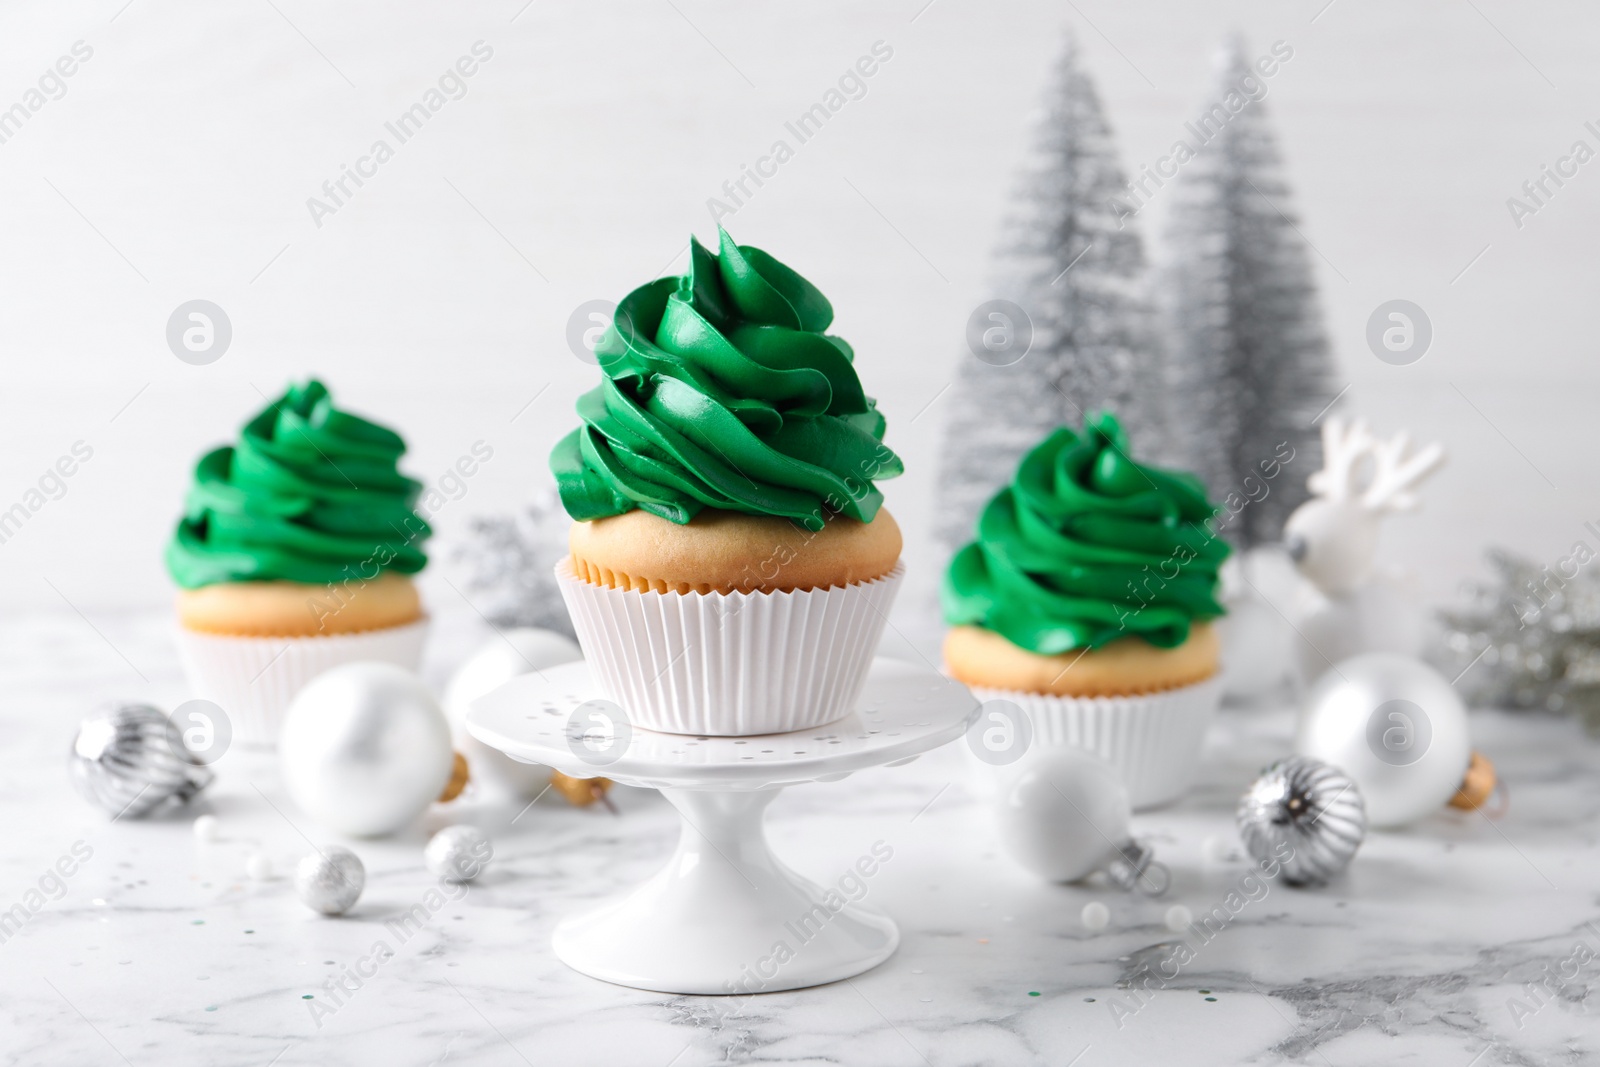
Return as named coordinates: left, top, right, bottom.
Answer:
left=1, top=0, right=1595, bottom=636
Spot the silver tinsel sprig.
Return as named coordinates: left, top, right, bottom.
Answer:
left=453, top=488, right=575, bottom=638
left=1433, top=548, right=1600, bottom=732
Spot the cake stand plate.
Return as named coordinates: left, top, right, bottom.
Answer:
left=467, top=657, right=978, bottom=995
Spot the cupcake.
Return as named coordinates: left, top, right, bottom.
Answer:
left=166, top=380, right=432, bottom=746
left=942, top=413, right=1229, bottom=808
left=551, top=226, right=904, bottom=736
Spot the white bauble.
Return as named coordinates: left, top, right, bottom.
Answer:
left=281, top=663, right=454, bottom=837
left=1294, top=653, right=1470, bottom=828
left=994, top=748, right=1130, bottom=882
left=1216, top=548, right=1297, bottom=702
left=1218, top=594, right=1293, bottom=701
left=443, top=629, right=581, bottom=800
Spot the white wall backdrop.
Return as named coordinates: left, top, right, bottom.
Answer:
left=1, top=0, right=1596, bottom=640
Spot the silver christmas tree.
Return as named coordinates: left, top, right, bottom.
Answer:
left=936, top=31, right=1162, bottom=552
left=453, top=487, right=575, bottom=638
left=1160, top=37, right=1334, bottom=550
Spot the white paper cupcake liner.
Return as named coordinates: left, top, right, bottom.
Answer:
left=175, top=618, right=429, bottom=747
left=558, top=559, right=904, bottom=737
left=969, top=675, right=1222, bottom=810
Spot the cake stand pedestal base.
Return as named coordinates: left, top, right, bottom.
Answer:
left=553, top=788, right=896, bottom=995
left=467, top=658, right=977, bottom=995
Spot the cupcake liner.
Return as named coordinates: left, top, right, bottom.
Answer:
left=558, top=559, right=904, bottom=736
left=174, top=618, right=429, bottom=747
left=968, top=675, right=1222, bottom=810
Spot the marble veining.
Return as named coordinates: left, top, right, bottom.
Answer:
left=1, top=605, right=1596, bottom=1065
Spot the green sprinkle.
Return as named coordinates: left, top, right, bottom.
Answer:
left=1084, top=997, right=1096, bottom=1003
left=1205, top=997, right=1217, bottom=1002
left=302, top=995, right=314, bottom=1000
left=192, top=920, right=205, bottom=926
left=1199, top=989, right=1210, bottom=994
left=204, top=1006, right=217, bottom=1012
left=1027, top=991, right=1041, bottom=997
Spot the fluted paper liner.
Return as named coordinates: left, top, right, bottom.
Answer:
left=175, top=618, right=429, bottom=747
left=969, top=676, right=1221, bottom=810
left=558, top=558, right=904, bottom=736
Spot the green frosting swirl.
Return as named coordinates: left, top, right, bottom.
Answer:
left=165, top=380, right=431, bottom=589
left=551, top=227, right=903, bottom=531
left=942, top=413, right=1229, bottom=654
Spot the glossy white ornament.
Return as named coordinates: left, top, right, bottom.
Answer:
left=280, top=663, right=454, bottom=837
left=1218, top=592, right=1294, bottom=700
left=425, top=825, right=493, bottom=883
left=1080, top=901, right=1110, bottom=931
left=1294, top=653, right=1470, bottom=828
left=1164, top=905, right=1192, bottom=933
left=443, top=629, right=579, bottom=800
left=1216, top=550, right=1296, bottom=702
left=294, top=846, right=365, bottom=915
left=192, top=814, right=220, bottom=841
left=245, top=852, right=273, bottom=881
left=994, top=748, right=1130, bottom=882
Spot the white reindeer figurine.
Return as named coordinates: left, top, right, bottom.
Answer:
left=1283, top=417, right=1446, bottom=684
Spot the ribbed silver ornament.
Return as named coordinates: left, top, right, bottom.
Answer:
left=1237, top=756, right=1366, bottom=886
left=69, top=704, right=215, bottom=818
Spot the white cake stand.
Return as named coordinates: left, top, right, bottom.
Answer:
left=466, top=657, right=978, bottom=995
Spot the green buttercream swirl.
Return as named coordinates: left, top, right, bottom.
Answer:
left=551, top=227, right=903, bottom=531
left=942, top=413, right=1229, bottom=654
left=165, top=380, right=431, bottom=589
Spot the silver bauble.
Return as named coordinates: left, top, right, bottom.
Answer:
left=294, top=846, right=365, bottom=915
left=69, top=704, right=214, bottom=818
left=443, top=628, right=580, bottom=801
left=424, top=825, right=493, bottom=883
left=1295, top=653, right=1471, bottom=827
left=280, top=663, right=454, bottom=837
left=1238, top=757, right=1366, bottom=886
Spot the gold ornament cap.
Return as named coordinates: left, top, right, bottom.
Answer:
left=437, top=752, right=471, bottom=803
left=1448, top=751, right=1498, bottom=811
left=550, top=770, right=616, bottom=811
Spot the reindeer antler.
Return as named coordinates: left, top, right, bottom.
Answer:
left=1361, top=430, right=1445, bottom=513
left=1306, top=416, right=1373, bottom=501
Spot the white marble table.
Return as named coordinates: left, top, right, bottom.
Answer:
left=3, top=607, right=1597, bottom=1066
